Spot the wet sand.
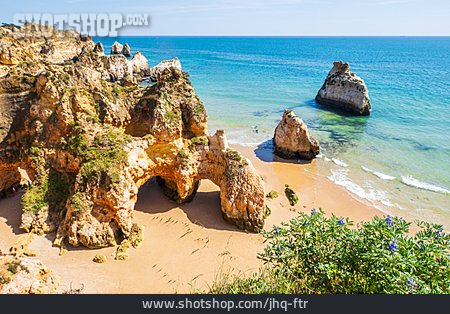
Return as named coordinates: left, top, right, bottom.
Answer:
left=0, top=145, right=386, bottom=293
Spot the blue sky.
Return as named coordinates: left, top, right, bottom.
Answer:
left=1, top=0, right=449, bottom=36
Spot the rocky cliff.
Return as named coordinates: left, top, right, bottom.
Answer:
left=316, top=61, right=371, bottom=115
left=0, top=234, right=60, bottom=294
left=149, top=57, right=182, bottom=82
left=0, top=24, right=265, bottom=249
left=274, top=110, right=320, bottom=160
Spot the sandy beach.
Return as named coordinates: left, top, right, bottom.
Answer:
left=0, top=144, right=392, bottom=293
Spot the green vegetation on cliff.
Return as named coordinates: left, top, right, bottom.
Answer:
left=189, top=136, right=208, bottom=150
left=22, top=149, right=70, bottom=216
left=66, top=124, right=130, bottom=213
left=66, top=123, right=129, bottom=189
left=210, top=210, right=449, bottom=294
left=78, top=128, right=129, bottom=185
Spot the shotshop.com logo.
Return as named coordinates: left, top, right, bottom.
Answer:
left=12, top=13, right=150, bottom=37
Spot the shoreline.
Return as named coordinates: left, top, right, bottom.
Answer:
left=233, top=144, right=383, bottom=226
left=232, top=142, right=450, bottom=230
left=0, top=144, right=396, bottom=293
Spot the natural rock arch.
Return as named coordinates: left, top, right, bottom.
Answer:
left=53, top=129, right=265, bottom=248
left=0, top=24, right=266, bottom=248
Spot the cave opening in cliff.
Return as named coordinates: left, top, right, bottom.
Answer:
left=134, top=178, right=230, bottom=230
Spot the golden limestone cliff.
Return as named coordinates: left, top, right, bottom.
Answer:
left=0, top=24, right=265, bottom=249
left=0, top=234, right=60, bottom=294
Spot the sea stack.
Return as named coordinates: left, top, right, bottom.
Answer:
left=130, top=51, right=151, bottom=77
left=111, top=42, right=132, bottom=57
left=122, top=43, right=132, bottom=57
left=316, top=61, right=371, bottom=115
left=110, top=41, right=123, bottom=54
left=274, top=110, right=320, bottom=160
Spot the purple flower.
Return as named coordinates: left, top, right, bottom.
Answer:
left=273, top=227, right=279, bottom=236
left=338, top=218, right=345, bottom=226
left=407, top=278, right=416, bottom=291
left=389, top=241, right=398, bottom=252
left=386, top=215, right=393, bottom=228
left=311, top=208, right=317, bottom=215
left=434, top=230, right=443, bottom=239
left=278, top=246, right=283, bottom=251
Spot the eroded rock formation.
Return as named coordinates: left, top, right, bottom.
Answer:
left=316, top=61, right=371, bottom=115
left=111, top=41, right=132, bottom=57
left=111, top=41, right=123, bottom=55
left=122, top=43, right=132, bottom=57
left=0, top=234, right=60, bottom=294
left=0, top=24, right=265, bottom=249
left=274, top=110, right=320, bottom=160
left=131, top=51, right=150, bottom=77
left=93, top=42, right=104, bottom=55
left=149, top=57, right=182, bottom=82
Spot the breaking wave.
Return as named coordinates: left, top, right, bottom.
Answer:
left=401, top=175, right=450, bottom=194
left=361, top=166, right=396, bottom=181
left=327, top=169, right=394, bottom=207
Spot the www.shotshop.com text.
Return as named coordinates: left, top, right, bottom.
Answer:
left=142, top=297, right=309, bottom=311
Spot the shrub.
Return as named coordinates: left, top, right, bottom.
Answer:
left=22, top=180, right=48, bottom=214
left=266, top=190, right=279, bottom=199
left=210, top=209, right=449, bottom=294
left=263, top=205, right=272, bottom=219
left=66, top=123, right=89, bottom=156
left=227, top=149, right=242, bottom=162
left=129, top=224, right=144, bottom=248
left=7, top=263, right=18, bottom=275
left=22, top=154, right=70, bottom=215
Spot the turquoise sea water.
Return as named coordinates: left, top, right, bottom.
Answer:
left=99, top=37, right=450, bottom=224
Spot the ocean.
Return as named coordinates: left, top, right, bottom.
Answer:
left=98, top=36, right=450, bottom=225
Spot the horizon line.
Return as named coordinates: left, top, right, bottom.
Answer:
left=112, top=34, right=450, bottom=37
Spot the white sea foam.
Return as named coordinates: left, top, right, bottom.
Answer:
left=324, top=157, right=331, bottom=162
left=230, top=141, right=263, bottom=147
left=401, top=175, right=450, bottom=194
left=373, top=171, right=396, bottom=181
left=328, top=169, right=394, bottom=207
left=361, top=166, right=396, bottom=181
left=332, top=158, right=348, bottom=167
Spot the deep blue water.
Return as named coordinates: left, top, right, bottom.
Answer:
left=98, top=36, right=450, bottom=222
